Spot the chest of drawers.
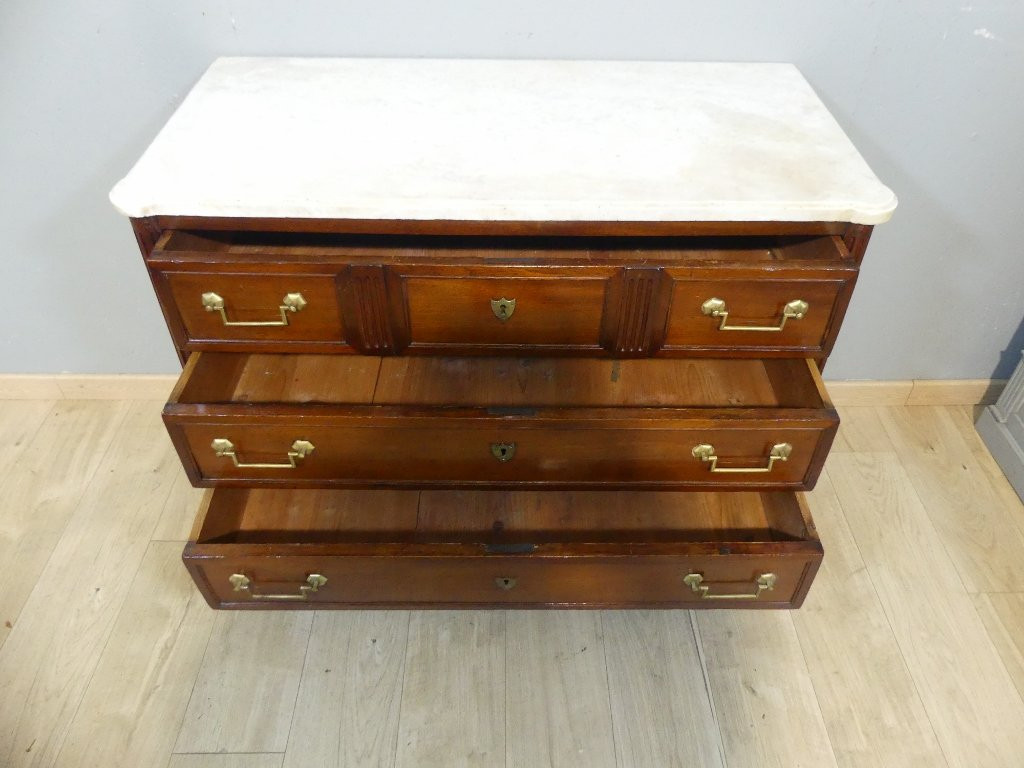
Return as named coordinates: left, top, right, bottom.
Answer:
left=113, top=58, right=894, bottom=608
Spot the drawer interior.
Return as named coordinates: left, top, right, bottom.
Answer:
left=172, top=353, right=830, bottom=410
left=155, top=230, right=849, bottom=266
left=194, top=487, right=818, bottom=546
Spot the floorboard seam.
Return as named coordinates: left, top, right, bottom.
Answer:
left=503, top=610, right=509, bottom=768
left=170, top=610, right=221, bottom=756
left=392, top=611, right=418, bottom=768
left=784, top=611, right=846, bottom=768
left=388, top=611, right=413, bottom=768
left=278, top=611, right=319, bottom=763
left=595, top=612, right=621, bottom=768
left=689, top=611, right=729, bottom=768
left=968, top=596, right=1024, bottom=710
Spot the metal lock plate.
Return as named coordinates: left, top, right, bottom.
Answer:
left=490, top=297, right=516, bottom=321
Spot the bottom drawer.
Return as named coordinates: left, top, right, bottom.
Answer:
left=184, top=487, right=822, bottom=609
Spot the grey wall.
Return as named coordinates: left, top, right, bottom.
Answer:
left=2, top=1, right=1022, bottom=379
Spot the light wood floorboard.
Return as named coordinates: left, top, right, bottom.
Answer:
left=793, top=470, right=946, bottom=767
left=0, top=401, right=127, bottom=651
left=696, top=610, right=839, bottom=768
left=283, top=611, right=408, bottom=768
left=602, top=611, right=724, bottom=767
left=151, top=470, right=205, bottom=542
left=0, top=401, right=180, bottom=767
left=0, top=400, right=1023, bottom=766
left=877, top=406, right=1024, bottom=592
left=828, top=451, right=1024, bottom=767
left=55, top=541, right=216, bottom=767
left=831, top=405, right=894, bottom=453
left=973, top=592, right=1024, bottom=705
left=395, top=612, right=505, bottom=768
left=505, top=611, right=616, bottom=768
left=174, top=611, right=313, bottom=754
left=0, top=400, right=53, bottom=464
left=948, top=404, right=1024, bottom=526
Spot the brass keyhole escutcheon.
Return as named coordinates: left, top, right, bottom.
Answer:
left=490, top=297, right=516, bottom=321
left=491, top=442, right=516, bottom=462
left=495, top=577, right=517, bottom=590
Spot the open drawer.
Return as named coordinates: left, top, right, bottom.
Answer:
left=147, top=229, right=857, bottom=359
left=164, top=354, right=838, bottom=491
left=184, top=487, right=823, bottom=609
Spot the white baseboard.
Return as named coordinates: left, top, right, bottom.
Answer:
left=829, top=379, right=1005, bottom=406
left=823, top=380, right=914, bottom=406
left=0, top=373, right=1007, bottom=406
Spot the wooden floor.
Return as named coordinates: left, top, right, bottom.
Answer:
left=2, top=400, right=1024, bottom=767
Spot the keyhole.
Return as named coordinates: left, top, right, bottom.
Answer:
left=495, top=577, right=517, bottom=590
left=491, top=442, right=516, bottom=462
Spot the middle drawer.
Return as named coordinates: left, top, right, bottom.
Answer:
left=164, top=354, right=837, bottom=491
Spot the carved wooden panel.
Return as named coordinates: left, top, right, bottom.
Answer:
left=600, top=267, right=673, bottom=357
left=337, top=266, right=409, bottom=355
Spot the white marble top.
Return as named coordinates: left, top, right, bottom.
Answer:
left=110, top=58, right=896, bottom=224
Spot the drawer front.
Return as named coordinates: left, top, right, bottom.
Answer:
left=664, top=278, right=848, bottom=353
left=187, top=552, right=821, bottom=609
left=403, top=276, right=607, bottom=349
left=172, top=421, right=834, bottom=490
left=162, top=272, right=346, bottom=345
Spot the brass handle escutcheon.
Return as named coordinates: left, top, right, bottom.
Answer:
left=229, top=573, right=327, bottom=600
left=691, top=442, right=791, bottom=474
left=701, top=297, right=808, bottom=332
left=683, top=572, right=777, bottom=600
left=202, top=291, right=307, bottom=327
left=490, top=297, right=516, bottom=321
left=495, top=576, right=518, bottom=590
left=211, top=438, right=315, bottom=469
left=491, top=442, right=516, bottom=462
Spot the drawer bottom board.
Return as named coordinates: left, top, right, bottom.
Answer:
left=184, top=487, right=823, bottom=609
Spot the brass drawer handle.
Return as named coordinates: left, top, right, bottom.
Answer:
left=701, top=297, right=808, bottom=332
left=684, top=572, right=777, bottom=600
left=229, top=573, right=327, bottom=600
left=491, top=442, right=516, bottom=462
left=211, top=438, right=315, bottom=469
left=490, top=297, right=516, bottom=321
left=202, top=291, right=307, bottom=327
left=691, top=442, right=791, bottom=474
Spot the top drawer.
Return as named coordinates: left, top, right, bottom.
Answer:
left=145, top=229, right=859, bottom=359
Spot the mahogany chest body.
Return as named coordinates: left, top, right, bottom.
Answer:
left=113, top=58, right=895, bottom=608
